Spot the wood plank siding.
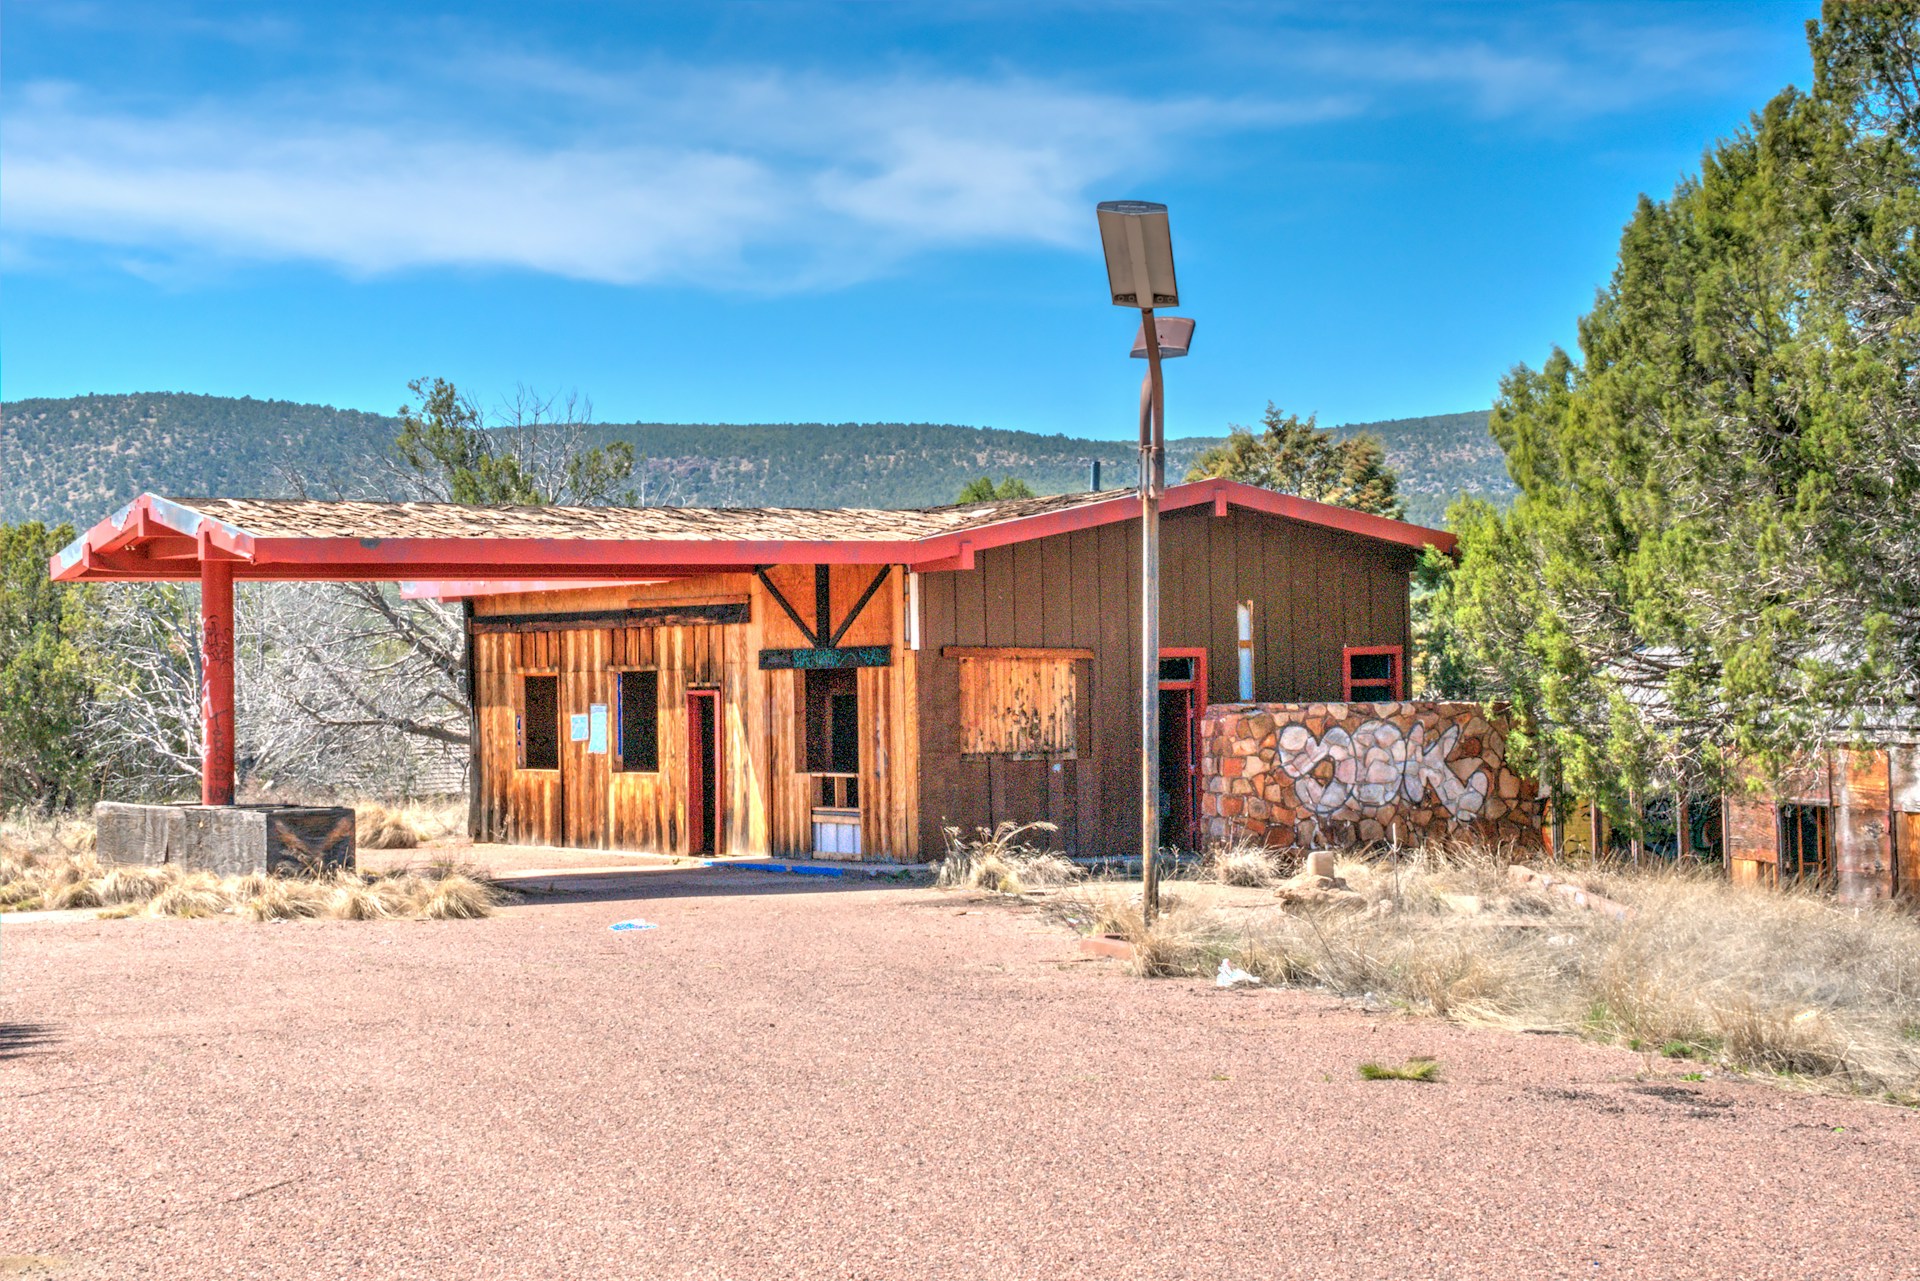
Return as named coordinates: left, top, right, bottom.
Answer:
left=471, top=503, right=1423, bottom=863
left=914, top=505, right=1417, bottom=857
left=471, top=569, right=919, bottom=861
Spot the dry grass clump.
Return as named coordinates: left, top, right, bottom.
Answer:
left=1, top=844, right=504, bottom=922
left=1358, top=1057, right=1442, bottom=1082
left=353, top=798, right=465, bottom=850
left=1068, top=845, right=1920, bottom=1100
left=936, top=821, right=1082, bottom=895
left=1, top=812, right=100, bottom=911
left=1199, top=839, right=1293, bottom=887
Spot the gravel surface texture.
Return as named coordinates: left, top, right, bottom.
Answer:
left=4, top=861, right=1917, bottom=1280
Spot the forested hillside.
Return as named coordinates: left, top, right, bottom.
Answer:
left=1, top=392, right=1509, bottom=528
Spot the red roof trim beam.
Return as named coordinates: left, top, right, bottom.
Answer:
left=50, top=481, right=1455, bottom=585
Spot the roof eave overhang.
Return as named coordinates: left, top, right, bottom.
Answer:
left=50, top=480, right=1456, bottom=585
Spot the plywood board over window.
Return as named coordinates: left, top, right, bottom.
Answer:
left=945, top=646, right=1090, bottom=759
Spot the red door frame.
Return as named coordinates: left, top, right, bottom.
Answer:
left=685, top=688, right=724, bottom=855
left=1158, top=647, right=1209, bottom=850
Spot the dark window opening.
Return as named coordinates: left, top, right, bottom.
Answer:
left=816, top=774, right=859, bottom=807
left=617, top=670, right=659, bottom=773
left=1779, top=804, right=1831, bottom=885
left=804, top=667, right=860, bottom=775
left=1343, top=647, right=1402, bottom=701
left=1159, top=656, right=1196, bottom=684
left=522, top=674, right=559, bottom=771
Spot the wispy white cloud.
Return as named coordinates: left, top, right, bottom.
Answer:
left=1291, top=12, right=1764, bottom=119
left=0, top=65, right=1349, bottom=290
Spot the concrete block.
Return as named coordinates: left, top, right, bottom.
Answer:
left=94, top=802, right=355, bottom=875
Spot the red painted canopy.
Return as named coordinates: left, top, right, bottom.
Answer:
left=50, top=480, right=1456, bottom=585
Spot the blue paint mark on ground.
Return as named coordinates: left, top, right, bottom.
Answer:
left=609, top=919, right=658, bottom=932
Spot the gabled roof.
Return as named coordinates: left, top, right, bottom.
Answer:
left=50, top=480, right=1455, bottom=584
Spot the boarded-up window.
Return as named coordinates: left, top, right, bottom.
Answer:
left=617, top=670, right=659, bottom=773
left=957, top=655, right=1079, bottom=758
left=522, top=674, right=560, bottom=771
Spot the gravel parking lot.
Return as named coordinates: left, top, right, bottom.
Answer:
left=5, top=859, right=1917, bottom=1280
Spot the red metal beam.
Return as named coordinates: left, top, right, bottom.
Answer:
left=200, top=556, right=236, bottom=806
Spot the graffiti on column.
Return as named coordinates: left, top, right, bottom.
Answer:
left=1276, top=718, right=1490, bottom=821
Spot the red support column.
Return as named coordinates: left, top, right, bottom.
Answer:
left=200, top=556, right=236, bottom=806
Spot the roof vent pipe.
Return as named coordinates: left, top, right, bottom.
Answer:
left=1087, top=459, right=1101, bottom=493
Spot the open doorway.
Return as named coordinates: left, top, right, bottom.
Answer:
left=1158, top=650, right=1208, bottom=852
left=686, top=689, right=721, bottom=855
left=1778, top=803, right=1830, bottom=888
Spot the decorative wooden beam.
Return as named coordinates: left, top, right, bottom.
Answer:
left=759, top=646, right=891, bottom=670
left=827, top=566, right=892, bottom=648
left=472, top=601, right=750, bottom=634
left=756, top=568, right=818, bottom=646
left=939, top=646, right=1095, bottom=661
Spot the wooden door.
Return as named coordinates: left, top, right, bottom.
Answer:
left=687, top=689, right=722, bottom=855
left=562, top=630, right=614, bottom=850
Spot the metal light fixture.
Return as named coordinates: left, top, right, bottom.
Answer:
left=1096, top=199, right=1192, bottom=924
left=1097, top=200, right=1180, bottom=307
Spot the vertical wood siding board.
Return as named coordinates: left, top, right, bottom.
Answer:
left=1206, top=511, right=1238, bottom=704
left=1093, top=518, right=1133, bottom=856
left=1010, top=540, right=1043, bottom=647
left=981, top=546, right=1016, bottom=646
left=917, top=570, right=956, bottom=854
left=899, top=649, right=921, bottom=859
left=953, top=561, right=988, bottom=647
left=859, top=663, right=879, bottom=859
left=1283, top=520, right=1314, bottom=700
left=1067, top=528, right=1101, bottom=651
left=1041, top=533, right=1073, bottom=648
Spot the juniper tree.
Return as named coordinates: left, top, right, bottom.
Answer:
left=1186, top=403, right=1404, bottom=519
left=1434, top=0, right=1920, bottom=815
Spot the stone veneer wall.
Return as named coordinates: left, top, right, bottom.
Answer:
left=1199, top=702, right=1544, bottom=851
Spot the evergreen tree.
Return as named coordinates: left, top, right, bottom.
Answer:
left=0, top=523, right=100, bottom=810
left=1434, top=0, right=1920, bottom=814
left=954, top=476, right=1037, bottom=503
left=1185, top=403, right=1404, bottom=518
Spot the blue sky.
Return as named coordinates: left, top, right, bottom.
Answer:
left=3, top=0, right=1817, bottom=439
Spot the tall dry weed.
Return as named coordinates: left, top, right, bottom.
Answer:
left=0, top=844, right=505, bottom=923
left=937, top=821, right=1081, bottom=894
left=1068, top=847, right=1920, bottom=1099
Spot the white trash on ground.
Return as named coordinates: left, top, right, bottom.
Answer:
left=1215, top=958, right=1261, bottom=989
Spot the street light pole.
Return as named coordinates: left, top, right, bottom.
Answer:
left=1096, top=200, right=1187, bottom=925
left=1137, top=307, right=1165, bottom=922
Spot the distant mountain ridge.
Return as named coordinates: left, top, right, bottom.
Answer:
left=1, top=393, right=1513, bottom=531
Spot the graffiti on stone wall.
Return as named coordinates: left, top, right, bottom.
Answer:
left=1277, top=719, right=1490, bottom=821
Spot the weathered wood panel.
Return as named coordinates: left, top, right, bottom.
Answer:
left=1724, top=791, right=1779, bottom=888
left=1834, top=747, right=1893, bottom=902
left=957, top=656, right=1078, bottom=756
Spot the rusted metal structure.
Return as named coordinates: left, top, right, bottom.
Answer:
left=52, top=480, right=1452, bottom=862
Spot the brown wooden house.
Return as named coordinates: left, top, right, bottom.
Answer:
left=456, top=479, right=1449, bottom=861
left=51, top=480, right=1452, bottom=862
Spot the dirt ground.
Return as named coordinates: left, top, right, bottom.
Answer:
left=5, top=855, right=1918, bottom=1280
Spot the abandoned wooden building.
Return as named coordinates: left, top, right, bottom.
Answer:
left=52, top=480, right=1452, bottom=862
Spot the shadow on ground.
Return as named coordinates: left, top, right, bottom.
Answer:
left=0, top=1022, right=57, bottom=1061
left=496, top=864, right=931, bottom=907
